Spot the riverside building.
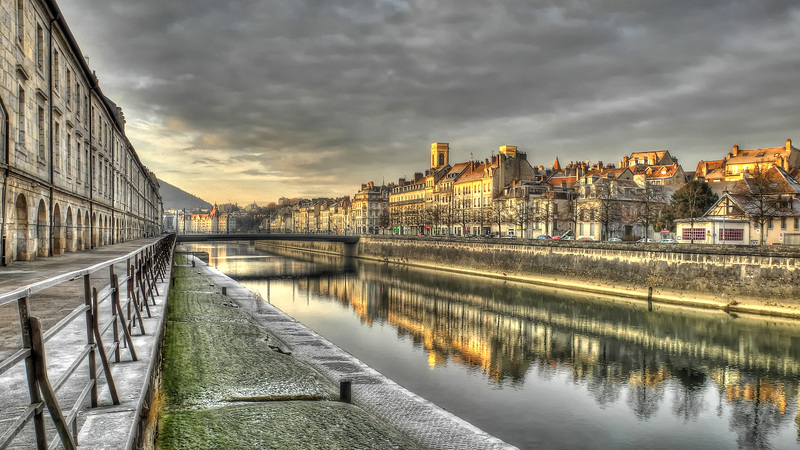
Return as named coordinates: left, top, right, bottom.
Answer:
left=1, top=0, right=162, bottom=264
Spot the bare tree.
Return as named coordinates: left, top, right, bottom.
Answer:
left=455, top=199, right=473, bottom=236
left=508, top=196, right=532, bottom=238
left=489, top=201, right=507, bottom=236
left=632, top=182, right=666, bottom=239
left=598, top=182, right=623, bottom=241
left=734, top=168, right=792, bottom=246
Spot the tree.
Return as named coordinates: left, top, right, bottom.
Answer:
left=670, top=180, right=718, bottom=243
left=632, top=182, right=666, bottom=239
left=597, top=181, right=623, bottom=241
left=489, top=201, right=507, bottom=236
left=455, top=199, right=472, bottom=236
left=508, top=196, right=531, bottom=238
left=734, top=167, right=792, bottom=246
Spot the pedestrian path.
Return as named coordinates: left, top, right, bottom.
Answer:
left=0, top=236, right=171, bottom=449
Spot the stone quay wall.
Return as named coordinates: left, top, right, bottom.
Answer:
left=256, top=237, right=800, bottom=303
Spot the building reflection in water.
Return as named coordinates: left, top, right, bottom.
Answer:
left=190, top=242, right=800, bottom=448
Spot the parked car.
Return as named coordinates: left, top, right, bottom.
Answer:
left=535, top=235, right=551, bottom=240
left=501, top=235, right=515, bottom=239
left=578, top=237, right=594, bottom=241
left=607, top=237, right=622, bottom=242
left=637, top=238, right=656, bottom=243
left=659, top=238, right=678, bottom=244
left=550, top=236, right=561, bottom=240
left=562, top=236, right=575, bottom=240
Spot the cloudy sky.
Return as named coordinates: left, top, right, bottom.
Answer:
left=58, top=0, right=799, bottom=205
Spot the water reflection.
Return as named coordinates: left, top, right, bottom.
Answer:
left=190, top=242, right=800, bottom=449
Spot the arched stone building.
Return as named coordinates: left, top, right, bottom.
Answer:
left=0, top=0, right=163, bottom=265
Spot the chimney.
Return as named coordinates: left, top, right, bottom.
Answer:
left=732, top=144, right=739, bottom=156
left=787, top=138, right=792, bottom=151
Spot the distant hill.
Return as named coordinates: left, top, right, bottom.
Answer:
left=158, top=178, right=213, bottom=211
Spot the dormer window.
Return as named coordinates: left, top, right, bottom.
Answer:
left=757, top=152, right=765, bottom=157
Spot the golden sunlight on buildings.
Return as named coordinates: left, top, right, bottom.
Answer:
left=628, top=366, right=670, bottom=388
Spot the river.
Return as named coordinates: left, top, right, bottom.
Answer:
left=186, top=241, right=800, bottom=449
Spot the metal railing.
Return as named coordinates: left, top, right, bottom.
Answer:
left=0, top=234, right=176, bottom=449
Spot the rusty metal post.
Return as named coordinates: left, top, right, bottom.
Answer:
left=340, top=379, right=352, bottom=403
left=30, top=317, right=78, bottom=450
left=110, top=265, right=120, bottom=362
left=83, top=274, right=98, bottom=407
left=17, top=296, right=47, bottom=449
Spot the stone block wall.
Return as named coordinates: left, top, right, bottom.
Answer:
left=257, top=237, right=800, bottom=301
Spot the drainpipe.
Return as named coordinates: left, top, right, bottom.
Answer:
left=48, top=13, right=61, bottom=256
left=1, top=102, right=8, bottom=265
left=88, top=85, right=97, bottom=249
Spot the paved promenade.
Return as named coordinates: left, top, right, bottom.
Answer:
left=0, top=239, right=515, bottom=449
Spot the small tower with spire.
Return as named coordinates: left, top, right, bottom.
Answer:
left=553, top=157, right=562, bottom=171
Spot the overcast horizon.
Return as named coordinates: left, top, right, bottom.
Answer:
left=58, top=0, right=799, bottom=205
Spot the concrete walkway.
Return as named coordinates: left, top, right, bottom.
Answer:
left=0, top=240, right=515, bottom=449
left=0, top=237, right=171, bottom=449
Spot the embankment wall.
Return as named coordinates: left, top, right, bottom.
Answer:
left=255, top=237, right=800, bottom=303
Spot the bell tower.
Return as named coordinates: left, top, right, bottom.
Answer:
left=430, top=142, right=449, bottom=169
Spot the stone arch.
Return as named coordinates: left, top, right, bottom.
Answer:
left=13, top=194, right=29, bottom=262
left=83, top=211, right=90, bottom=250
left=75, top=208, right=83, bottom=250
left=92, top=212, right=98, bottom=248
left=52, top=203, right=64, bottom=255
left=103, top=216, right=109, bottom=245
left=66, top=206, right=75, bottom=252
left=36, top=200, right=48, bottom=258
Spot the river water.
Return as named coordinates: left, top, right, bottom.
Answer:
left=187, top=242, right=800, bottom=449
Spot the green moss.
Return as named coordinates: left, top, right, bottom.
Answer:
left=156, top=402, right=420, bottom=450
left=158, top=259, right=420, bottom=449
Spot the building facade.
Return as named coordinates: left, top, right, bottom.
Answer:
left=1, top=0, right=162, bottom=264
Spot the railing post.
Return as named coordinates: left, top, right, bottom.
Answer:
left=17, top=296, right=47, bottom=449
left=113, top=274, right=139, bottom=360
left=91, top=289, right=120, bottom=405
left=29, top=317, right=78, bottom=450
left=110, top=265, right=120, bottom=362
left=83, top=274, right=98, bottom=407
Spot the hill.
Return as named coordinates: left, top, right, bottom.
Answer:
left=158, top=178, right=213, bottom=211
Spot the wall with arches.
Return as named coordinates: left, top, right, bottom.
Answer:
left=0, top=0, right=163, bottom=265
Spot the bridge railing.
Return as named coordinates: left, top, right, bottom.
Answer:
left=0, top=234, right=176, bottom=449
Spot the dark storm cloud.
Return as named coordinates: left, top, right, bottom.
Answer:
left=58, top=0, right=800, bottom=200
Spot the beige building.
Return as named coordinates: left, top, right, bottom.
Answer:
left=696, top=139, right=800, bottom=182
left=352, top=182, right=390, bottom=234
left=1, top=0, right=162, bottom=264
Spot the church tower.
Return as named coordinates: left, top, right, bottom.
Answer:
left=430, top=142, right=450, bottom=169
